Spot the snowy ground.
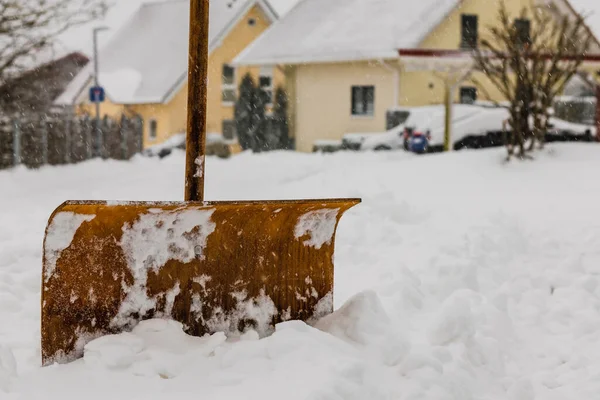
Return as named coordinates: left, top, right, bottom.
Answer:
left=1, top=144, right=600, bottom=399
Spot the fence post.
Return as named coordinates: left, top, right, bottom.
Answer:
left=101, top=115, right=110, bottom=159
left=41, top=117, right=49, bottom=166
left=12, top=118, right=21, bottom=167
left=139, top=117, right=144, bottom=152
left=121, top=115, right=129, bottom=159
left=86, top=116, right=93, bottom=159
left=65, top=116, right=72, bottom=164
left=135, top=116, right=143, bottom=154
left=96, top=117, right=103, bottom=158
left=594, top=85, right=600, bottom=142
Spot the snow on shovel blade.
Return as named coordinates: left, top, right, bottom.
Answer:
left=41, top=198, right=360, bottom=366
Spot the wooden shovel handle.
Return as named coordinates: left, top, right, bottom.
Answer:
left=185, top=0, right=210, bottom=202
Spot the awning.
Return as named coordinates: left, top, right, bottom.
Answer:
left=398, top=48, right=600, bottom=73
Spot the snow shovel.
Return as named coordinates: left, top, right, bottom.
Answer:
left=40, top=0, right=360, bottom=366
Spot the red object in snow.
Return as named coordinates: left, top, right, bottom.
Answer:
left=411, top=131, right=432, bottom=140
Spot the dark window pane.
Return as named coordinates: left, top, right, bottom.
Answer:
left=460, top=87, right=477, bottom=104
left=222, top=88, right=236, bottom=103
left=222, top=64, right=235, bottom=85
left=352, top=86, right=363, bottom=115
left=514, top=19, right=531, bottom=47
left=149, top=119, right=158, bottom=139
left=461, top=14, right=478, bottom=49
left=351, top=86, right=375, bottom=116
left=365, top=87, right=375, bottom=115
left=222, top=119, right=236, bottom=140
left=259, top=76, right=272, bottom=88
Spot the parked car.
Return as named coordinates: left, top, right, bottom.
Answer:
left=347, top=104, right=596, bottom=154
left=144, top=132, right=242, bottom=159
left=356, top=128, right=404, bottom=151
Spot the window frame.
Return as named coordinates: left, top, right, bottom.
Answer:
left=514, top=18, right=531, bottom=48
left=259, top=66, right=274, bottom=106
left=459, top=86, right=478, bottom=104
left=149, top=119, right=158, bottom=140
left=351, top=85, right=375, bottom=117
left=460, top=14, right=479, bottom=49
left=222, top=119, right=237, bottom=140
left=222, top=64, right=237, bottom=106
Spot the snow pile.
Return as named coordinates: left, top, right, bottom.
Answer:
left=0, top=346, right=16, bottom=392
left=61, top=288, right=522, bottom=399
left=143, top=132, right=186, bottom=156
left=2, top=143, right=600, bottom=398
left=202, top=289, right=280, bottom=338
left=315, top=290, right=410, bottom=366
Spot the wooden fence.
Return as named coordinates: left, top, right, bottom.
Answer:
left=0, top=114, right=143, bottom=170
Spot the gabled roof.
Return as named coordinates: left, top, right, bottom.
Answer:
left=233, top=0, right=462, bottom=66
left=54, top=0, right=278, bottom=106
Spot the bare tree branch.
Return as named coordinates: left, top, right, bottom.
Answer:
left=0, top=0, right=109, bottom=83
left=472, top=0, right=593, bottom=158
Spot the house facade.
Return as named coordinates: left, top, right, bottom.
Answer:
left=54, top=0, right=284, bottom=148
left=235, top=0, right=600, bottom=152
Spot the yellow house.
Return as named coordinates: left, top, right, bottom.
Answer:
left=234, top=0, right=600, bottom=152
left=54, top=0, right=285, bottom=148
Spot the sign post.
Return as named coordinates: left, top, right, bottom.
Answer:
left=89, top=86, right=105, bottom=103
left=92, top=26, right=109, bottom=158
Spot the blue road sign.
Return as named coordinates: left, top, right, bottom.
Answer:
left=89, top=86, right=105, bottom=103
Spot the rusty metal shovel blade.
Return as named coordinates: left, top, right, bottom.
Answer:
left=40, top=0, right=361, bottom=366
left=41, top=198, right=360, bottom=365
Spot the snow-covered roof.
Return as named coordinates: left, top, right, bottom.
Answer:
left=55, top=0, right=279, bottom=106
left=234, top=0, right=462, bottom=66
left=268, top=0, right=301, bottom=16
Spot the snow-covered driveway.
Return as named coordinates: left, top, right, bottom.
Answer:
left=1, top=144, right=600, bottom=399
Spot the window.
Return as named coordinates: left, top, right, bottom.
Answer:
left=149, top=119, right=158, bottom=140
left=351, top=86, right=375, bottom=116
left=514, top=18, right=531, bottom=48
left=259, top=67, right=274, bottom=105
left=222, top=119, right=236, bottom=140
left=461, top=14, right=478, bottom=49
left=460, top=87, right=477, bottom=104
left=222, top=64, right=236, bottom=104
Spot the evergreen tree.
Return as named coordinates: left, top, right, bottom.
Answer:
left=273, top=86, right=291, bottom=150
left=234, top=73, right=257, bottom=151
left=253, top=87, right=268, bottom=152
